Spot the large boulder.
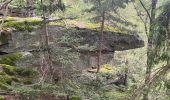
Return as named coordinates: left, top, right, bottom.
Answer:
left=0, top=17, right=144, bottom=68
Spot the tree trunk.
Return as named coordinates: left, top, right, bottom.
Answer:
left=26, top=0, right=35, bottom=17
left=41, top=0, right=54, bottom=82
left=97, top=11, right=105, bottom=73
left=166, top=17, right=170, bottom=65
left=143, top=0, right=158, bottom=100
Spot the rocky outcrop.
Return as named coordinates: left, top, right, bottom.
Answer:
left=60, top=27, right=144, bottom=52
left=0, top=18, right=144, bottom=68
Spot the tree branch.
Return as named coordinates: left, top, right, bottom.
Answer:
left=132, top=2, right=148, bottom=34
left=130, top=64, right=170, bottom=100
left=139, top=0, right=151, bottom=21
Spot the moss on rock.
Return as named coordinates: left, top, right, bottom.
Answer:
left=0, top=64, right=18, bottom=89
left=0, top=64, right=39, bottom=90
left=15, top=67, right=39, bottom=84
left=0, top=74, right=16, bottom=85
left=1, top=17, right=126, bottom=34
left=100, top=64, right=117, bottom=74
left=0, top=53, right=22, bottom=66
left=50, top=20, right=126, bottom=33
left=1, top=17, right=42, bottom=32
left=0, top=64, right=16, bottom=75
left=0, top=51, right=39, bottom=90
left=0, top=52, right=39, bottom=87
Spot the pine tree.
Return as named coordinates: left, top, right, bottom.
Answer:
left=40, top=0, right=65, bottom=83
left=85, top=0, right=133, bottom=73
left=132, top=0, right=170, bottom=99
left=139, top=0, right=158, bottom=99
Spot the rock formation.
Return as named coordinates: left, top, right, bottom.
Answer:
left=0, top=17, right=144, bottom=69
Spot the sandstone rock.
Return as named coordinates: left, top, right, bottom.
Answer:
left=0, top=18, right=144, bottom=69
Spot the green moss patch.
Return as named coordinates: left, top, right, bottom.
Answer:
left=0, top=64, right=39, bottom=90
left=49, top=20, right=126, bottom=33
left=15, top=68, right=39, bottom=84
left=0, top=64, right=18, bottom=89
left=0, top=17, right=15, bottom=22
left=1, top=17, right=126, bottom=34
left=0, top=74, right=17, bottom=85
left=1, top=17, right=42, bottom=32
left=100, top=64, right=117, bottom=74
left=0, top=52, right=38, bottom=90
left=0, top=64, right=16, bottom=75
left=0, top=53, right=22, bottom=66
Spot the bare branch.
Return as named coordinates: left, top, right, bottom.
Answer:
left=132, top=2, right=148, bottom=34
left=139, top=0, right=151, bottom=21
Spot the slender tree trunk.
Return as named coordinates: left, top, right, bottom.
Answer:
left=124, top=60, right=128, bottom=86
left=166, top=28, right=170, bottom=65
left=143, top=0, right=158, bottom=100
left=26, top=0, right=35, bottom=17
left=166, top=17, right=170, bottom=65
left=97, top=11, right=105, bottom=73
left=41, top=0, right=54, bottom=82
